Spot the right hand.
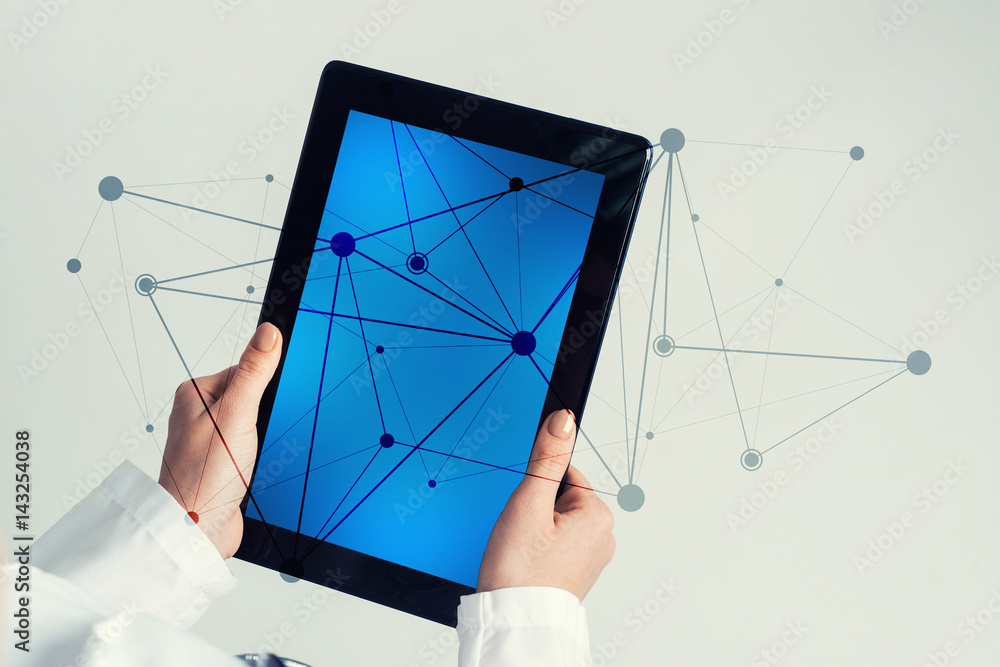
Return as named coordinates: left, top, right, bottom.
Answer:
left=476, top=409, right=616, bottom=602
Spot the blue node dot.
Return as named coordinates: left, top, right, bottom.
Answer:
left=907, top=350, right=931, bottom=375
left=660, top=128, right=685, bottom=153
left=380, top=433, right=394, bottom=448
left=145, top=424, right=154, bottom=433
left=375, top=345, right=385, bottom=354
left=98, top=176, right=124, bottom=201
left=67, top=258, right=82, bottom=273
left=406, top=252, right=428, bottom=274
left=265, top=174, right=274, bottom=182
left=511, top=331, right=536, bottom=356
left=331, top=232, right=356, bottom=257
left=850, top=146, right=865, bottom=161
left=428, top=480, right=437, bottom=488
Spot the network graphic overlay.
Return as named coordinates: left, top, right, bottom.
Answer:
left=570, top=129, right=931, bottom=513
left=68, top=100, right=646, bottom=587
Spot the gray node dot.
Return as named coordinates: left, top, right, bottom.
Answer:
left=741, top=449, right=763, bottom=471
left=67, top=258, right=82, bottom=273
left=135, top=274, right=157, bottom=296
left=246, top=285, right=255, bottom=294
left=145, top=424, right=154, bottom=433
left=617, top=484, right=645, bottom=512
left=906, top=350, right=931, bottom=375
left=265, top=174, right=274, bottom=182
left=850, top=146, right=865, bottom=161
left=691, top=213, right=700, bottom=222
left=659, top=128, right=685, bottom=153
left=98, top=176, right=124, bottom=201
left=653, top=334, right=675, bottom=357
left=645, top=431, right=654, bottom=440
left=775, top=278, right=784, bottom=287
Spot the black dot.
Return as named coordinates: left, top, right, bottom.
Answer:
left=375, top=345, right=385, bottom=354
left=509, top=177, right=524, bottom=192
left=279, top=558, right=305, bottom=581
left=380, top=433, right=395, bottom=448
left=428, top=480, right=437, bottom=488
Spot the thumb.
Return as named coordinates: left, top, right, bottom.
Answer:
left=510, top=409, right=577, bottom=511
left=224, top=323, right=282, bottom=414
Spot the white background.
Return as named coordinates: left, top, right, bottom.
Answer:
left=2, top=1, right=999, bottom=665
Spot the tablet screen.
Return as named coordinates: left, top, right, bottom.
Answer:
left=246, top=109, right=605, bottom=587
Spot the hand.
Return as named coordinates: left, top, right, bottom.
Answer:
left=476, top=409, right=616, bottom=602
left=158, top=322, right=282, bottom=559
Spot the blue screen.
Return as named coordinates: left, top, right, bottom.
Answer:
left=248, top=110, right=604, bottom=587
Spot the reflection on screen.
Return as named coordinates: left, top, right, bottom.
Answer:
left=248, top=109, right=604, bottom=587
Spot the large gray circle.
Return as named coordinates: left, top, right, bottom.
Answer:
left=98, top=176, right=124, bottom=201
left=617, top=484, right=645, bottom=512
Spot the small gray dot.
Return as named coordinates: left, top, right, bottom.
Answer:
left=617, top=484, right=645, bottom=512
left=850, top=146, right=865, bottom=161
left=906, top=350, right=931, bottom=375
left=645, top=431, right=654, bottom=440
left=265, top=174, right=274, bottom=182
left=775, top=278, right=783, bottom=287
left=98, top=176, right=124, bottom=201
left=67, top=258, right=82, bottom=273
left=246, top=285, right=255, bottom=294
left=138, top=277, right=154, bottom=293
left=145, top=424, right=154, bottom=433
left=691, top=213, right=700, bottom=222
left=660, top=128, right=685, bottom=153
left=741, top=449, right=763, bottom=471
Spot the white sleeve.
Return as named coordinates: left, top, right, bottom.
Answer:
left=32, top=458, right=239, bottom=630
left=457, top=586, right=592, bottom=667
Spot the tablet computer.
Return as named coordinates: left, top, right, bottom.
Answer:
left=235, top=61, right=651, bottom=626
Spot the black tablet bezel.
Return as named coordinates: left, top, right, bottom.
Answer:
left=235, top=60, right=651, bottom=627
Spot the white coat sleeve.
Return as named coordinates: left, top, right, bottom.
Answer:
left=456, top=586, right=592, bottom=667
left=31, top=458, right=239, bottom=630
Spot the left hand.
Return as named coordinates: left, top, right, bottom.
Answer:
left=158, top=322, right=282, bottom=558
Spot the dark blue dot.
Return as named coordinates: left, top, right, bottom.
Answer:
left=375, top=345, right=385, bottom=354
left=406, top=252, right=428, bottom=274
left=380, top=433, right=394, bottom=448
left=331, top=232, right=356, bottom=257
left=511, top=331, right=536, bottom=356
left=509, top=177, right=524, bottom=191
left=428, top=480, right=437, bottom=488
left=66, top=258, right=82, bottom=273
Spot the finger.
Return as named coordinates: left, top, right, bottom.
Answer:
left=554, top=464, right=596, bottom=513
left=509, top=409, right=577, bottom=511
left=219, top=323, right=282, bottom=422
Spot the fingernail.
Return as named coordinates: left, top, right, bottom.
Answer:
left=251, top=323, right=278, bottom=352
left=547, top=409, right=575, bottom=439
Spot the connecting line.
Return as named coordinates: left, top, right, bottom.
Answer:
left=785, top=285, right=905, bottom=356
left=400, top=121, right=519, bottom=332
left=751, top=289, right=781, bottom=450
left=385, top=99, right=415, bottom=253
left=697, top=221, right=775, bottom=280
left=674, top=285, right=772, bottom=342
left=661, top=147, right=674, bottom=334
left=301, top=352, right=516, bottom=560
left=323, top=207, right=409, bottom=259
left=109, top=203, right=149, bottom=422
left=617, top=303, right=631, bottom=479
left=382, top=363, right=431, bottom=480
left=531, top=265, right=582, bottom=335
left=528, top=355, right=551, bottom=385
left=122, top=198, right=256, bottom=278
left=424, top=194, right=506, bottom=255
left=250, top=445, right=380, bottom=495
left=685, top=139, right=849, bottom=154
left=146, top=294, right=284, bottom=562
left=150, top=283, right=511, bottom=343
left=74, top=275, right=148, bottom=423
left=670, top=345, right=908, bottom=365
left=628, top=150, right=672, bottom=483
left=578, top=427, right=623, bottom=490
left=422, top=268, right=513, bottom=336
left=354, top=191, right=509, bottom=241
left=156, top=249, right=316, bottom=286
left=301, top=446, right=383, bottom=557
left=523, top=186, right=598, bottom=220
left=346, top=257, right=387, bottom=433
left=431, top=356, right=515, bottom=480
left=782, top=160, right=853, bottom=277
left=761, top=369, right=908, bottom=455
left=76, top=200, right=104, bottom=256
left=353, top=249, right=513, bottom=338
left=123, top=190, right=322, bottom=242
left=250, top=178, right=270, bottom=287
left=679, top=154, right=751, bottom=452
left=294, top=256, right=344, bottom=555
left=515, top=191, right=524, bottom=329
